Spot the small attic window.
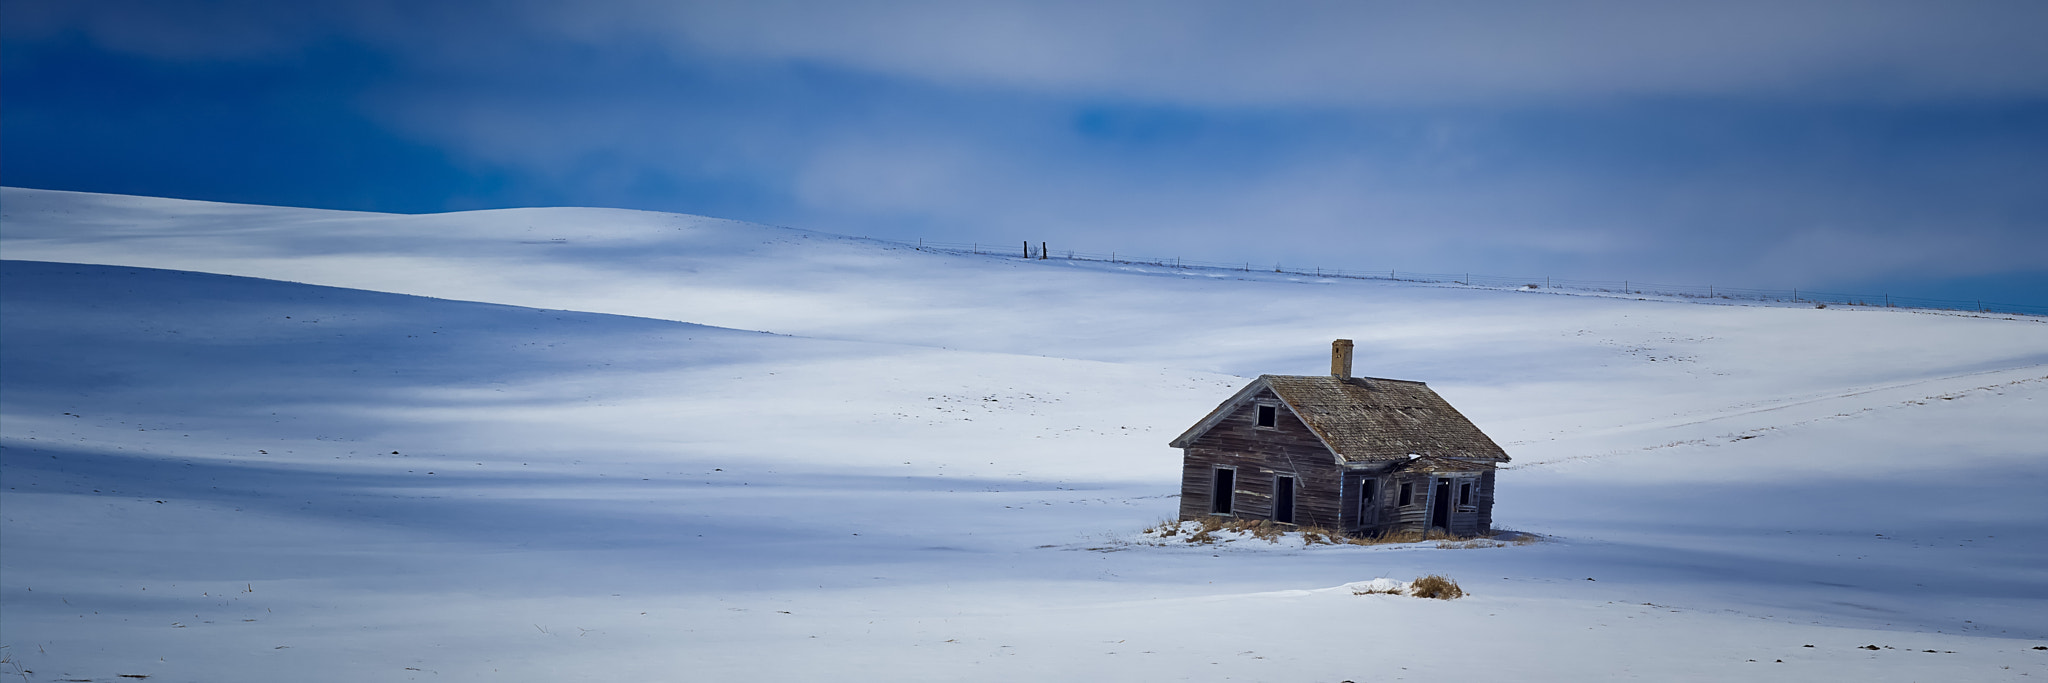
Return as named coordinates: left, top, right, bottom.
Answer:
left=1255, top=404, right=1278, bottom=428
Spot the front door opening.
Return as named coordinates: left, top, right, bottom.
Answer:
left=1356, top=477, right=1377, bottom=528
left=1430, top=478, right=1452, bottom=529
left=1211, top=468, right=1236, bottom=515
left=1274, top=475, right=1296, bottom=524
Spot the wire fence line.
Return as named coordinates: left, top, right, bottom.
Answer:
left=894, top=238, right=2048, bottom=317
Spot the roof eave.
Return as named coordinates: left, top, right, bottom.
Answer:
left=1166, top=376, right=1274, bottom=448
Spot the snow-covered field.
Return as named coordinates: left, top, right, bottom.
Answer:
left=3, top=187, right=2045, bottom=681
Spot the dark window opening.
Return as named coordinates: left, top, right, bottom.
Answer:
left=1255, top=404, right=1277, bottom=428
left=1459, top=482, right=1473, bottom=506
left=1274, top=475, right=1296, bottom=524
left=1430, top=479, right=1452, bottom=529
left=1398, top=482, right=1414, bottom=506
left=1356, top=477, right=1377, bottom=524
left=1211, top=468, right=1236, bottom=514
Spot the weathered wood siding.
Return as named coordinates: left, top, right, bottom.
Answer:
left=1176, top=388, right=1344, bottom=528
left=1477, top=469, right=1496, bottom=534
left=1339, top=472, right=1377, bottom=531
left=1389, top=473, right=1432, bottom=532
left=1336, top=469, right=1493, bottom=536
left=1353, top=471, right=1402, bottom=534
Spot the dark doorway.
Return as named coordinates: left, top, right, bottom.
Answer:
left=1355, top=477, right=1377, bottom=529
left=1211, top=468, right=1236, bottom=514
left=1430, top=479, right=1452, bottom=530
left=1273, top=475, right=1296, bottom=523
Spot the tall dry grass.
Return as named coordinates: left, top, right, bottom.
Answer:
left=1409, top=575, right=1465, bottom=600
left=1143, top=517, right=1544, bottom=550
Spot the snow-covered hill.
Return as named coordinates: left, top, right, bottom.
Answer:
left=3, top=188, right=2044, bottom=681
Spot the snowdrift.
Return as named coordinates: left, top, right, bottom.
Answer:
left=3, top=189, right=2045, bottom=681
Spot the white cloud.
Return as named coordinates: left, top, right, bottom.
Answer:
left=793, top=139, right=985, bottom=215
left=547, top=0, right=2048, bottom=105
left=17, top=0, right=2046, bottom=103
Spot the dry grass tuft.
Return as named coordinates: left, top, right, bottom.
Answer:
left=1298, top=526, right=1339, bottom=546
left=1343, top=529, right=1428, bottom=545
left=1248, top=521, right=1286, bottom=543
left=1147, top=518, right=1540, bottom=551
left=1183, top=516, right=1227, bottom=544
left=1409, top=574, right=1464, bottom=600
left=1435, top=529, right=1547, bottom=548
left=1438, top=538, right=1506, bottom=549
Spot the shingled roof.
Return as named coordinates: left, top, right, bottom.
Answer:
left=1168, top=374, right=1509, bottom=464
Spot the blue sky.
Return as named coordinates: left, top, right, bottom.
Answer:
left=5, top=1, right=2046, bottom=306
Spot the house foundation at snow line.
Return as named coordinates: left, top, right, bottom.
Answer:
left=1168, top=340, right=1509, bottom=536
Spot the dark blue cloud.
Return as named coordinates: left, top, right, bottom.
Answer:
left=1, top=36, right=512, bottom=213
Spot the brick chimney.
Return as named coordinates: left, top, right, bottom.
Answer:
left=1331, top=339, right=1354, bottom=378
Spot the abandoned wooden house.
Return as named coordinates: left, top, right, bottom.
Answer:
left=1169, top=340, right=1509, bottom=537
